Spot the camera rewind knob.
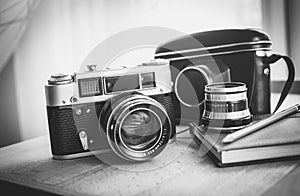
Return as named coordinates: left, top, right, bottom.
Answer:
left=48, top=73, right=73, bottom=85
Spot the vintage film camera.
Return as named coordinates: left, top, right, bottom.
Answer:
left=45, top=59, right=175, bottom=161
left=155, top=29, right=295, bottom=124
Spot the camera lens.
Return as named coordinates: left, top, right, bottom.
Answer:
left=202, top=82, right=252, bottom=132
left=120, top=110, right=161, bottom=151
left=99, top=92, right=171, bottom=161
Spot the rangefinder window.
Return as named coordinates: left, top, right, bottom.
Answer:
left=141, top=72, right=156, bottom=88
left=78, top=77, right=102, bottom=97
left=105, top=74, right=140, bottom=94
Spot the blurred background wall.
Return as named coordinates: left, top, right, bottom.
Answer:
left=0, top=0, right=298, bottom=147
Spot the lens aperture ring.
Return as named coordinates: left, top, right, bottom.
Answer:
left=205, top=92, right=248, bottom=102
left=204, top=100, right=248, bottom=113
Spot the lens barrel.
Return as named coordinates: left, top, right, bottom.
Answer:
left=201, top=82, right=252, bottom=131
left=99, top=92, right=171, bottom=161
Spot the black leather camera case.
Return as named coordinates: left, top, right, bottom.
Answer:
left=155, top=29, right=294, bottom=123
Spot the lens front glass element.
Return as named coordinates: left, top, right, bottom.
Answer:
left=99, top=92, right=171, bottom=161
left=120, top=110, right=161, bottom=151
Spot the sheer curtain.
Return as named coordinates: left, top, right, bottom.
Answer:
left=0, top=0, right=39, bottom=73
left=12, top=0, right=262, bottom=140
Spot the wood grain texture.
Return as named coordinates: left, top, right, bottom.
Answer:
left=0, top=130, right=298, bottom=196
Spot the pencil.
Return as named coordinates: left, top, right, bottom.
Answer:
left=222, top=103, right=300, bottom=143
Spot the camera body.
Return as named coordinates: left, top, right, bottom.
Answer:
left=45, top=59, right=175, bottom=160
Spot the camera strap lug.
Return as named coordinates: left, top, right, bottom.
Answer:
left=79, top=130, right=89, bottom=150
left=263, top=54, right=295, bottom=113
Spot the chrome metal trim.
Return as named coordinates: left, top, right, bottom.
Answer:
left=52, top=151, right=93, bottom=160
left=45, top=61, right=172, bottom=107
left=256, top=50, right=270, bottom=57
left=203, top=110, right=251, bottom=120
left=205, top=93, right=247, bottom=102
left=155, top=48, right=271, bottom=61
left=52, top=149, right=112, bottom=160
left=79, top=130, right=88, bottom=150
left=205, top=82, right=247, bottom=93
left=155, top=40, right=272, bottom=57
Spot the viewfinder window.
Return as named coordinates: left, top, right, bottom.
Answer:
left=78, top=77, right=102, bottom=97
left=105, top=74, right=140, bottom=93
left=141, top=72, right=156, bottom=88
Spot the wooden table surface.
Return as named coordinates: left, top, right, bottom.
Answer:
left=0, top=128, right=300, bottom=196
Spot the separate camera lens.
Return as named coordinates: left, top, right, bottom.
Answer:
left=120, top=110, right=161, bottom=151
left=202, top=82, right=252, bottom=132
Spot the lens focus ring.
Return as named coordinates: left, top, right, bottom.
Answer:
left=202, top=82, right=252, bottom=132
